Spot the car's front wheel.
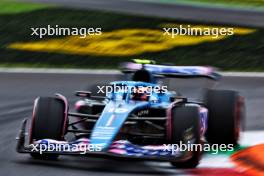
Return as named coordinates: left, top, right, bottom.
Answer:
left=168, top=106, right=202, bottom=168
left=29, top=97, right=67, bottom=159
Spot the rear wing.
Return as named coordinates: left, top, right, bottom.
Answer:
left=121, top=62, right=221, bottom=80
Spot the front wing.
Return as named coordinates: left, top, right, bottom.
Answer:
left=16, top=119, right=192, bottom=162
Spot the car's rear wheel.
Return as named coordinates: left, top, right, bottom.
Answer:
left=168, top=106, right=202, bottom=168
left=204, top=89, right=245, bottom=146
left=30, top=97, right=67, bottom=159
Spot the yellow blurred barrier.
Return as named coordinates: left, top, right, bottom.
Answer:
left=8, top=25, right=255, bottom=56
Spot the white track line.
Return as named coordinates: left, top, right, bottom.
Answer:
left=0, top=68, right=120, bottom=74
left=0, top=68, right=263, bottom=77
left=240, top=130, right=264, bottom=146
left=221, top=72, right=264, bottom=77
left=199, top=154, right=235, bottom=168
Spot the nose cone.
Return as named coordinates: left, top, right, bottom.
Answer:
left=89, top=102, right=131, bottom=151
left=89, top=101, right=149, bottom=151
left=90, top=126, right=117, bottom=151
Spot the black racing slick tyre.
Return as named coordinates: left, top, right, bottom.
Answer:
left=30, top=97, right=67, bottom=159
left=168, top=106, right=202, bottom=168
left=204, top=89, right=245, bottom=146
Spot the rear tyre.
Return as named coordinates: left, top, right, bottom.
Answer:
left=30, top=97, right=67, bottom=159
left=204, top=89, right=245, bottom=146
left=169, top=106, right=202, bottom=168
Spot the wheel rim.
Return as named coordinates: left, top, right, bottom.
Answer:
left=234, top=96, right=245, bottom=142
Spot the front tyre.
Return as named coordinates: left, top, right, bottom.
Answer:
left=30, top=97, right=67, bottom=159
left=168, top=106, right=202, bottom=168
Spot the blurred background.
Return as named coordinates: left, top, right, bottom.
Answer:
left=0, top=0, right=263, bottom=70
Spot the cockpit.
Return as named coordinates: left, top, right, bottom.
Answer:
left=130, top=86, right=151, bottom=101
left=108, top=82, right=160, bottom=102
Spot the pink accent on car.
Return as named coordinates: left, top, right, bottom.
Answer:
left=166, top=100, right=182, bottom=140
left=55, top=93, right=69, bottom=140
left=166, top=99, right=185, bottom=140
left=166, top=104, right=173, bottom=140
left=74, top=100, right=85, bottom=111
left=199, top=107, right=208, bottom=135
left=109, top=149, right=126, bottom=155
left=234, top=96, right=245, bottom=142
left=29, top=97, right=39, bottom=143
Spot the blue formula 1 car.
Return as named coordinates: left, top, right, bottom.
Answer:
left=16, top=60, right=245, bottom=168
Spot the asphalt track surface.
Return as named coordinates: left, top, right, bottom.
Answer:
left=0, top=72, right=263, bottom=176
left=28, top=0, right=264, bottom=27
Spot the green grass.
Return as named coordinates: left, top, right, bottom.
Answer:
left=0, top=0, right=49, bottom=14
left=206, top=145, right=248, bottom=156
left=188, top=0, right=264, bottom=7
left=142, top=0, right=264, bottom=9
left=0, top=1, right=264, bottom=71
